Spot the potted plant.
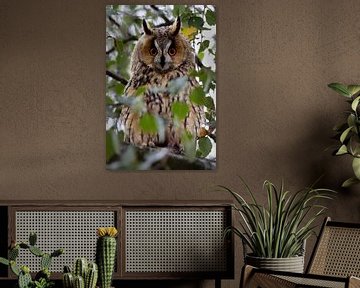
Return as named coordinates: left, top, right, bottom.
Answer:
left=328, top=82, right=360, bottom=187
left=0, top=232, right=64, bottom=288
left=220, top=179, right=334, bottom=273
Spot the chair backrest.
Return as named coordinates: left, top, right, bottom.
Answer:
left=307, top=217, right=360, bottom=277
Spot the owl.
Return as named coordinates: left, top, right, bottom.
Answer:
left=120, top=16, right=205, bottom=152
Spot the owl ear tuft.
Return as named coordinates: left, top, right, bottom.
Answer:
left=171, top=16, right=181, bottom=36
left=143, top=19, right=153, bottom=35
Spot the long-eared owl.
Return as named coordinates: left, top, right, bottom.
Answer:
left=120, top=16, right=205, bottom=151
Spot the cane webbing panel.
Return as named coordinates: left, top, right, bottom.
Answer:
left=15, top=211, right=115, bottom=272
left=309, top=226, right=360, bottom=277
left=125, top=210, right=227, bottom=273
left=277, top=275, right=345, bottom=288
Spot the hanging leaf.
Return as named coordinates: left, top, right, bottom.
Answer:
left=205, top=9, right=216, bottom=26
left=172, top=101, right=189, bottom=121
left=139, top=113, right=158, bottom=134
left=328, top=83, right=351, bottom=97
left=336, top=145, right=348, bottom=155
left=199, top=40, right=210, bottom=53
left=340, top=126, right=353, bottom=143
left=173, top=5, right=186, bottom=17
left=135, top=85, right=147, bottom=96
left=190, top=87, right=206, bottom=105
left=198, top=137, right=212, bottom=157
left=351, top=96, right=360, bottom=111
left=342, top=177, right=360, bottom=188
left=347, top=85, right=360, bottom=97
left=182, top=132, right=196, bottom=161
left=182, top=26, right=197, bottom=40
left=204, top=96, right=215, bottom=110
left=352, top=157, right=360, bottom=179
left=188, top=16, right=204, bottom=30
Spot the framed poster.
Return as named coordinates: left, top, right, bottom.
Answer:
left=106, top=5, right=216, bottom=170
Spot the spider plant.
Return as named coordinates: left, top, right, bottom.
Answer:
left=221, top=179, right=335, bottom=258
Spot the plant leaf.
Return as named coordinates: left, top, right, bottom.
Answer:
left=347, top=85, right=360, bottom=97
left=342, top=177, right=360, bottom=187
left=340, top=126, right=353, bottom=143
left=190, top=87, right=206, bottom=105
left=198, top=137, right=212, bottom=157
left=351, top=96, right=360, bottom=111
left=205, top=9, right=216, bottom=26
left=139, top=113, right=158, bottom=134
left=328, top=83, right=351, bottom=97
left=336, top=145, right=348, bottom=155
left=171, top=101, right=189, bottom=121
left=352, top=157, right=360, bottom=179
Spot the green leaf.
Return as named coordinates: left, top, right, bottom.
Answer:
left=114, top=83, right=125, bottom=95
left=204, top=96, right=215, bottom=110
left=171, top=101, right=189, bottom=121
left=188, top=16, right=204, bottom=29
left=347, top=85, right=360, bottom=96
left=182, top=132, right=196, bottom=161
left=198, top=137, right=212, bottom=157
left=342, top=177, right=360, bottom=188
left=139, top=113, right=158, bottom=134
left=328, top=83, right=351, bottom=97
left=336, top=144, right=348, bottom=155
left=106, top=130, right=120, bottom=162
left=190, top=87, right=206, bottom=105
left=199, top=40, right=210, bottom=53
left=173, top=5, right=186, bottom=17
left=135, top=85, right=147, bottom=96
left=0, top=257, right=9, bottom=266
left=351, top=96, right=360, bottom=111
left=105, top=96, right=114, bottom=105
left=205, top=9, right=216, bottom=26
left=352, top=157, right=360, bottom=179
left=340, top=126, right=353, bottom=143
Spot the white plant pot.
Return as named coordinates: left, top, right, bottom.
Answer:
left=245, top=254, right=305, bottom=273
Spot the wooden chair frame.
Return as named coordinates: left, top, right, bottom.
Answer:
left=241, top=217, right=360, bottom=288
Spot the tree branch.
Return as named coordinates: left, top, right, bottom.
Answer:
left=149, top=5, right=173, bottom=26
left=106, top=70, right=128, bottom=86
left=107, top=143, right=216, bottom=170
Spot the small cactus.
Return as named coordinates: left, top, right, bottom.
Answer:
left=40, top=253, right=52, bottom=270
left=96, top=227, right=118, bottom=288
left=29, top=232, right=37, bottom=246
left=85, top=263, right=98, bottom=288
left=74, top=258, right=88, bottom=279
left=74, top=275, right=85, bottom=288
left=63, top=259, right=98, bottom=288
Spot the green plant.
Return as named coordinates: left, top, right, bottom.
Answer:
left=328, top=82, right=360, bottom=187
left=62, top=259, right=98, bottom=288
left=96, top=227, right=118, bottom=288
left=220, top=179, right=334, bottom=258
left=0, top=232, right=63, bottom=288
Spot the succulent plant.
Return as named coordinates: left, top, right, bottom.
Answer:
left=62, top=259, right=98, bottom=288
left=0, top=232, right=63, bottom=288
left=96, top=227, right=118, bottom=288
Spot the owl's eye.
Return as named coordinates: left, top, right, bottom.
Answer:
left=149, top=47, right=158, bottom=56
left=168, top=47, right=177, bottom=56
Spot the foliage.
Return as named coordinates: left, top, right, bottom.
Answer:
left=106, top=5, right=216, bottom=169
left=0, top=232, right=63, bottom=288
left=220, top=179, right=335, bottom=258
left=328, top=83, right=360, bottom=187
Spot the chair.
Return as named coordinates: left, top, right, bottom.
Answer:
left=241, top=217, right=360, bottom=288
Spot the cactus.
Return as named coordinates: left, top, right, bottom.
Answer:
left=96, top=227, right=118, bottom=288
left=85, top=262, right=98, bottom=288
left=74, top=258, right=88, bottom=279
left=63, top=259, right=98, bottom=288
left=74, top=275, right=85, bottom=288
left=41, top=253, right=52, bottom=270
left=0, top=232, right=64, bottom=288
left=18, top=270, right=32, bottom=288
left=63, top=272, right=74, bottom=288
